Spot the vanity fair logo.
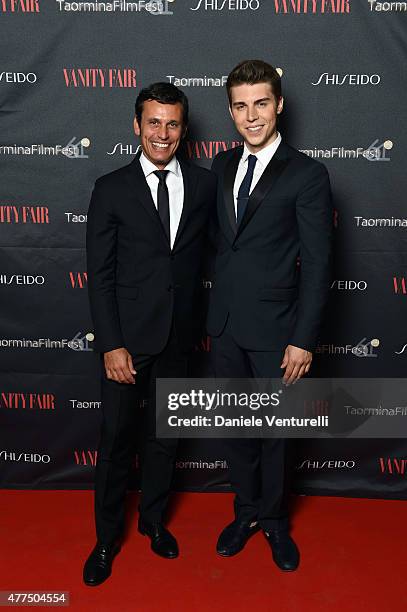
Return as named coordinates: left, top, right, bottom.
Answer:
left=63, top=68, right=137, bottom=88
left=186, top=140, right=242, bottom=160
left=0, top=392, right=55, bottom=410
left=74, top=450, right=97, bottom=466
left=272, top=0, right=350, bottom=12
left=368, top=1, right=407, bottom=11
left=69, top=272, right=87, bottom=289
left=0, top=206, right=49, bottom=223
left=0, top=72, right=37, bottom=84
left=0, top=0, right=40, bottom=11
left=379, top=457, right=407, bottom=475
left=190, top=0, right=260, bottom=10
left=312, top=73, right=380, bottom=86
left=393, top=277, right=406, bottom=294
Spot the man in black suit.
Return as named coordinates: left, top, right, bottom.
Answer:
left=207, top=60, right=332, bottom=571
left=83, top=82, right=216, bottom=586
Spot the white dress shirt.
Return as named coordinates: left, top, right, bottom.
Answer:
left=139, top=152, right=184, bottom=249
left=233, top=132, right=282, bottom=218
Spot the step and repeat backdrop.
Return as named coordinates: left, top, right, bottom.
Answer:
left=1, top=0, right=406, bottom=498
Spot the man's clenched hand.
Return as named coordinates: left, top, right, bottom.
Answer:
left=104, top=347, right=136, bottom=384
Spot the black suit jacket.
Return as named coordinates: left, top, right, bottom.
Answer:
left=86, top=154, right=217, bottom=355
left=207, top=140, right=333, bottom=352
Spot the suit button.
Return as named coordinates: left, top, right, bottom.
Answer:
left=232, top=246, right=239, bottom=252
left=167, top=285, right=173, bottom=292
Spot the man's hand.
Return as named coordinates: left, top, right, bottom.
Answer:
left=104, top=347, right=136, bottom=384
left=280, top=344, right=312, bottom=385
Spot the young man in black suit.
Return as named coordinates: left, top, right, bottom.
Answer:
left=207, top=60, right=332, bottom=571
left=83, top=82, right=216, bottom=586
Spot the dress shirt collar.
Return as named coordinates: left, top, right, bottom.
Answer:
left=139, top=151, right=180, bottom=178
left=241, top=131, right=282, bottom=168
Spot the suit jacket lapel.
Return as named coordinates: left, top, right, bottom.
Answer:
left=236, top=143, right=290, bottom=238
left=172, top=158, right=197, bottom=251
left=125, top=153, right=169, bottom=238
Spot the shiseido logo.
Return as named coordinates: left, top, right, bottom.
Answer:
left=63, top=68, right=136, bottom=88
left=186, top=140, right=242, bottom=160
left=0, top=274, right=45, bottom=285
left=69, top=272, right=87, bottom=289
left=74, top=450, right=97, bottom=466
left=0, top=205, right=49, bottom=224
left=0, top=71, right=37, bottom=84
left=368, top=1, right=407, bottom=11
left=379, top=457, right=407, bottom=475
left=312, top=73, right=380, bottom=86
left=107, top=143, right=139, bottom=156
left=0, top=0, right=40, bottom=12
left=331, top=280, right=367, bottom=291
left=273, top=0, right=350, bottom=12
left=297, top=459, right=356, bottom=469
left=0, top=451, right=50, bottom=463
left=0, top=392, right=55, bottom=410
left=393, top=277, right=406, bottom=294
left=355, top=216, right=407, bottom=228
left=190, top=0, right=259, bottom=10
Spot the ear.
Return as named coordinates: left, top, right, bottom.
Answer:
left=133, top=116, right=141, bottom=136
left=276, top=96, right=284, bottom=115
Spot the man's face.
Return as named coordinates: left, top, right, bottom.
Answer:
left=134, top=99, right=186, bottom=169
left=229, top=82, right=283, bottom=153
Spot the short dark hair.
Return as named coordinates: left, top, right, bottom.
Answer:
left=135, top=82, right=189, bottom=126
left=226, top=60, right=282, bottom=104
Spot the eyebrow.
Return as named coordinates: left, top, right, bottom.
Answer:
left=148, top=117, right=180, bottom=123
left=232, top=97, right=272, bottom=106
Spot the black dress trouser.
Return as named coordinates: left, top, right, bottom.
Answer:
left=94, top=323, right=188, bottom=545
left=211, top=317, right=292, bottom=531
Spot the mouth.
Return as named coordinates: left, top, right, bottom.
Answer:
left=246, top=125, right=264, bottom=134
left=151, top=142, right=171, bottom=150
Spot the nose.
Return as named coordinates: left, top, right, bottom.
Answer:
left=246, top=104, right=259, bottom=123
left=158, top=124, right=169, bottom=140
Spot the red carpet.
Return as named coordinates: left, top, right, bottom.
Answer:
left=1, top=491, right=406, bottom=612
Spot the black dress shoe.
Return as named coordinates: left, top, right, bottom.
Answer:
left=216, top=520, right=260, bottom=557
left=263, top=529, right=300, bottom=571
left=83, top=541, right=121, bottom=586
left=138, top=519, right=179, bottom=559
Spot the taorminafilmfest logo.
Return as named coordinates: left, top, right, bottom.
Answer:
left=300, top=139, right=393, bottom=161
left=55, top=0, right=175, bottom=13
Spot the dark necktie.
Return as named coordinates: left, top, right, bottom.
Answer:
left=237, top=154, right=257, bottom=225
left=154, top=170, right=170, bottom=242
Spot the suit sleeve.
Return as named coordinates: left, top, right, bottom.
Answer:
left=289, top=163, right=333, bottom=352
left=86, top=179, right=124, bottom=353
